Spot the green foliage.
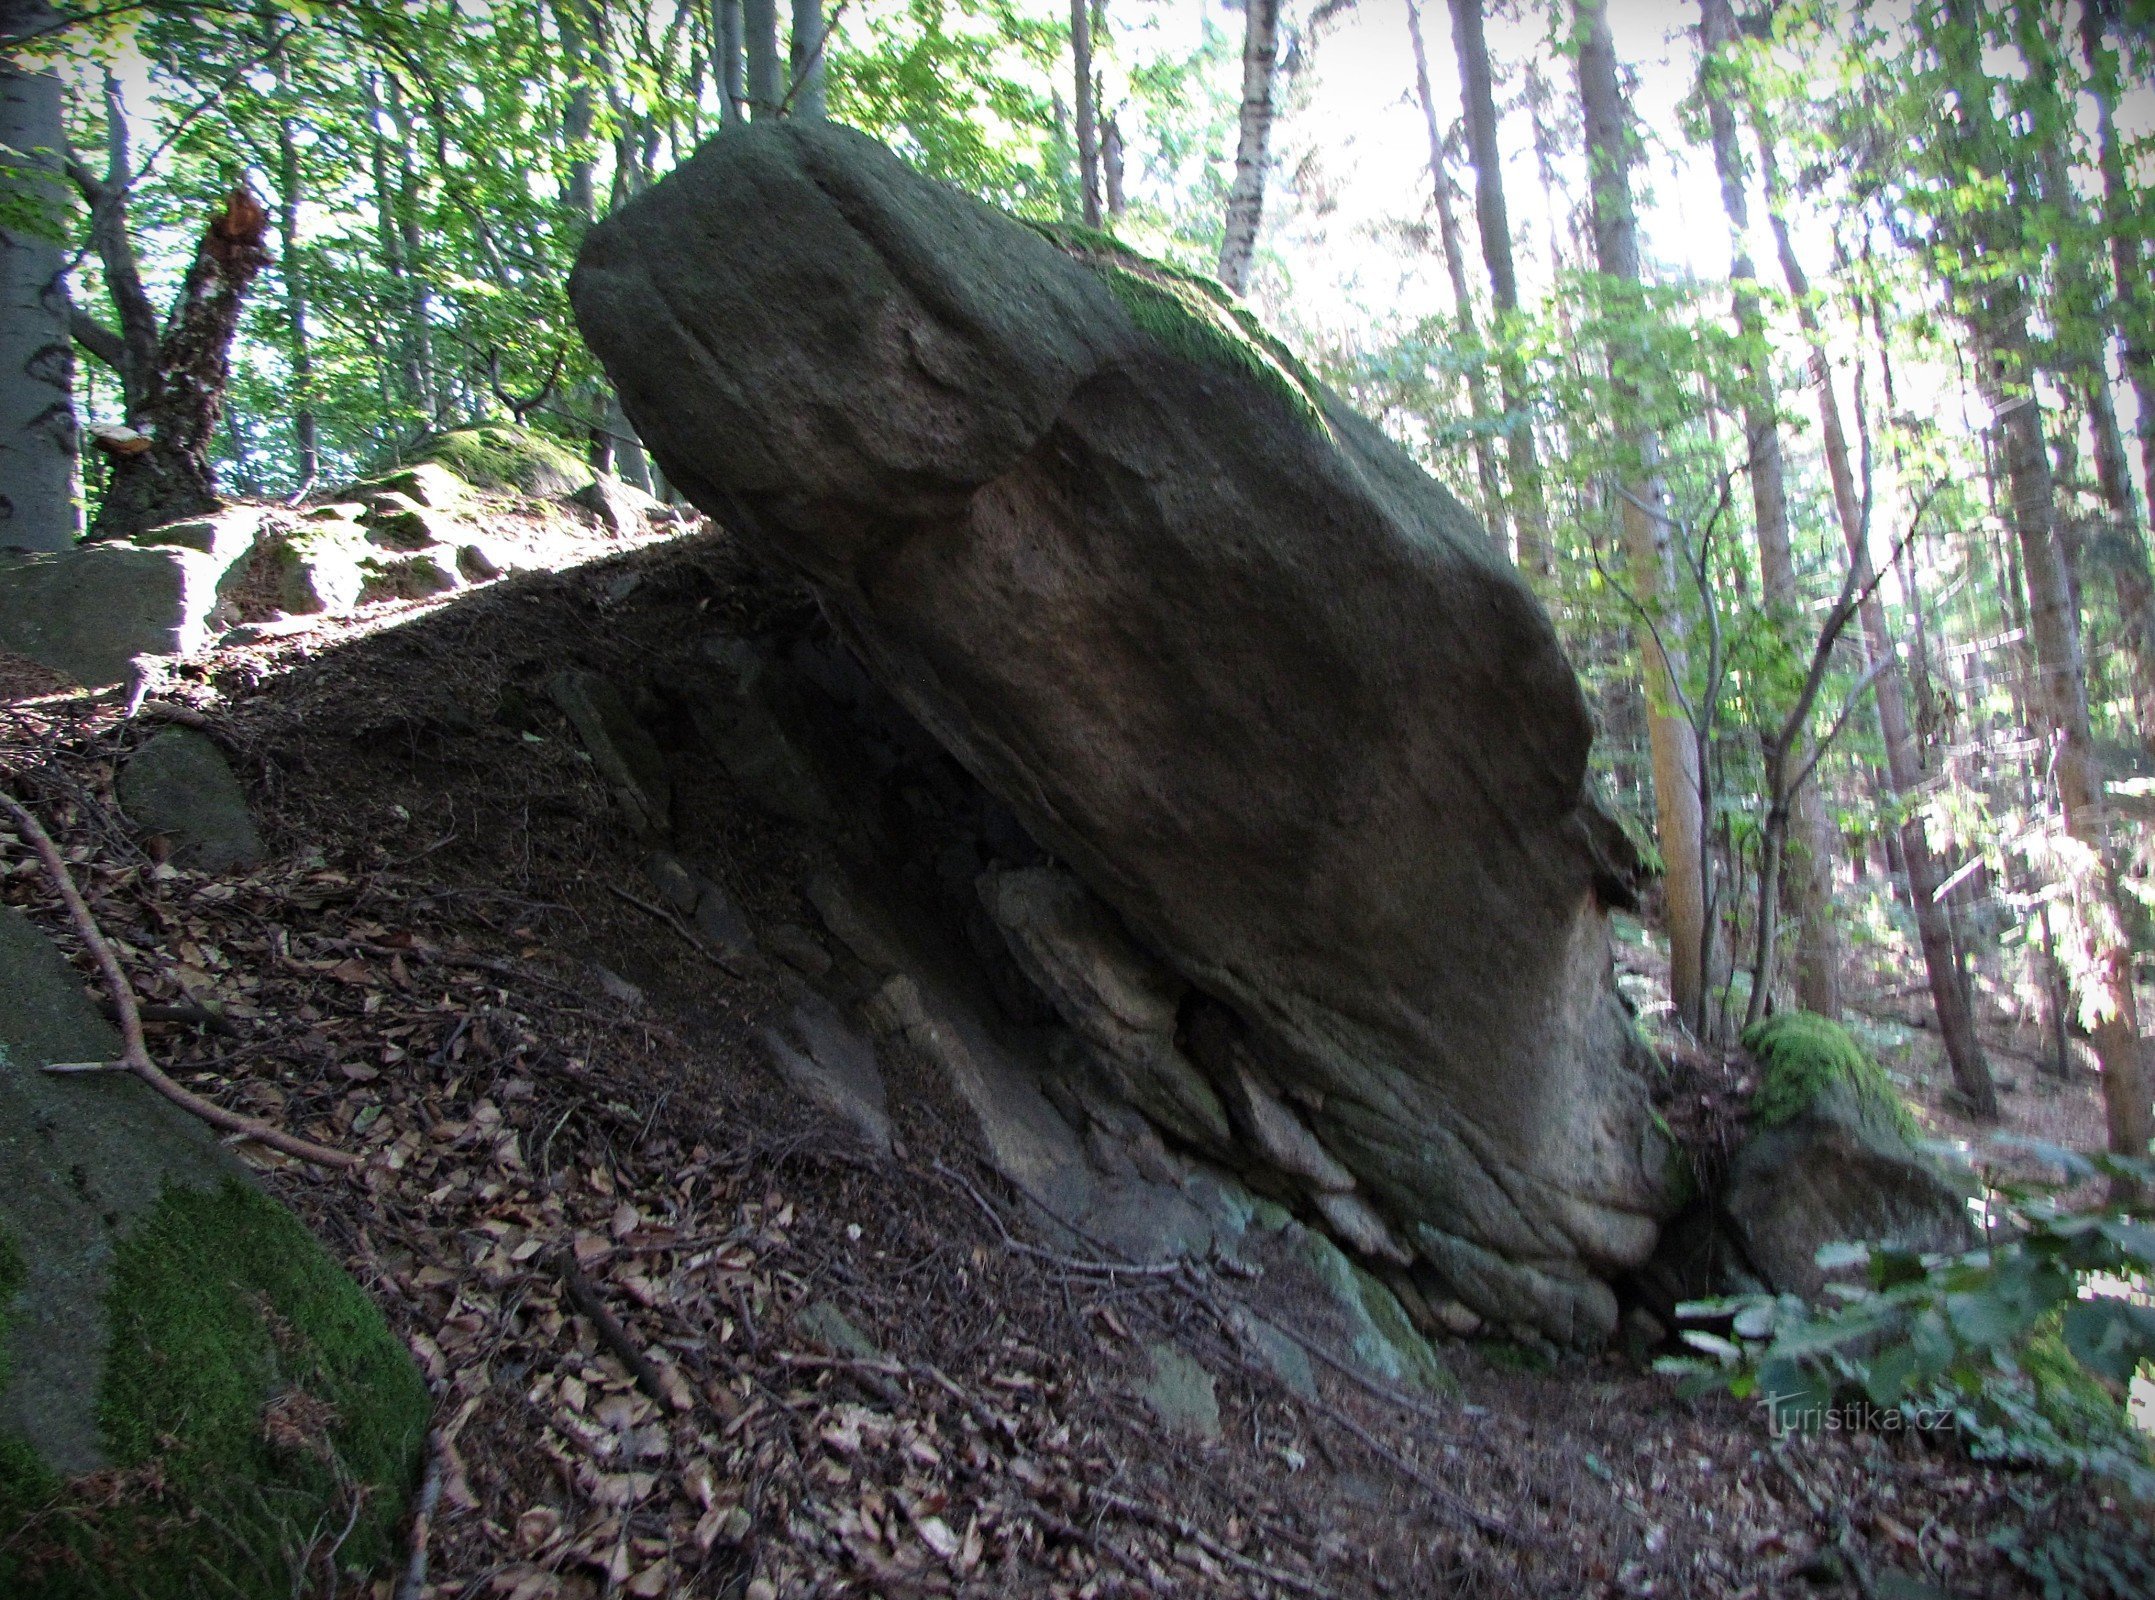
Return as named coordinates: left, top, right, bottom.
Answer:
left=1028, top=221, right=1327, bottom=430
left=1741, top=1009, right=1917, bottom=1137
left=0, top=1182, right=429, bottom=1599
left=1661, top=1148, right=2155, bottom=1512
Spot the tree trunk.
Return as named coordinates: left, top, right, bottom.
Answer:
left=557, top=0, right=599, bottom=217
left=1698, top=0, right=1838, bottom=1019
left=1446, top=0, right=1552, bottom=578
left=1937, top=0, right=2143, bottom=1164
left=1756, top=142, right=1996, bottom=1113
left=1406, top=1, right=1505, bottom=545
left=1217, top=0, right=1279, bottom=295
left=0, top=0, right=79, bottom=551
left=274, top=99, right=318, bottom=490
left=713, top=0, right=745, bottom=123
left=788, top=0, right=826, bottom=119
left=91, top=189, right=272, bottom=540
left=1577, top=0, right=1710, bottom=1037
left=744, top=0, right=781, bottom=118
left=1070, top=0, right=1101, bottom=228
left=2082, top=1, right=2155, bottom=513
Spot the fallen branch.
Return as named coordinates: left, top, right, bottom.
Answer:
left=1090, top=1486, right=1342, bottom=1600
left=2, top=788, right=361, bottom=1170
left=606, top=882, right=750, bottom=977
left=556, top=1252, right=679, bottom=1410
left=932, top=1161, right=1182, bottom=1278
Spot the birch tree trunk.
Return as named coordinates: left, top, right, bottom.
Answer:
left=713, top=0, right=745, bottom=124
left=744, top=0, right=781, bottom=119
left=1406, top=1, right=1505, bottom=545
left=1698, top=0, right=1839, bottom=1018
left=0, top=0, right=79, bottom=550
left=1216, top=0, right=1279, bottom=295
left=2081, top=1, right=2155, bottom=511
left=1070, top=0, right=1101, bottom=228
left=1936, top=0, right=2145, bottom=1163
left=788, top=0, right=826, bottom=119
left=1576, top=0, right=1710, bottom=1037
left=1445, top=0, right=1552, bottom=578
left=1757, top=143, right=1997, bottom=1112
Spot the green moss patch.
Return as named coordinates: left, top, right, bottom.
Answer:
left=1025, top=221, right=1329, bottom=432
left=409, top=423, right=588, bottom=496
left=0, top=1181, right=429, bottom=1599
left=1741, top=1010, right=1918, bottom=1140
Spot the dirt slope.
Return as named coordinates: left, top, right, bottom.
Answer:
left=0, top=514, right=2139, bottom=1599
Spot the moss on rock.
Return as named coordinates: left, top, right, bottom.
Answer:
left=0, top=1182, right=429, bottom=1599
left=1024, top=221, right=1328, bottom=431
left=1741, top=1010, right=1918, bottom=1140
left=411, top=424, right=588, bottom=496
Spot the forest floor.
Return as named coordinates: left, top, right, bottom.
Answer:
left=1, top=513, right=2146, bottom=1599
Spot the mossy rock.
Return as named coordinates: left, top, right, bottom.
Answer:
left=1024, top=221, right=1328, bottom=432
left=408, top=424, right=588, bottom=497
left=1741, top=1010, right=1917, bottom=1140
left=1724, top=1010, right=1972, bottom=1299
left=0, top=909, right=429, bottom=1598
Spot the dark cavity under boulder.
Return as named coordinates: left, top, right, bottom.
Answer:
left=571, top=122, right=1675, bottom=1344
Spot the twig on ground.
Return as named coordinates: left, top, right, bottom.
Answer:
left=1022, top=1494, right=1164, bottom=1588
left=2, top=788, right=362, bottom=1170
left=556, top=1251, right=679, bottom=1410
left=1090, top=1486, right=1341, bottom=1599
left=606, top=882, right=750, bottom=977
left=932, top=1161, right=1181, bottom=1278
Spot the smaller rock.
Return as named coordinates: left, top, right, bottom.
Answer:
left=1134, top=1341, right=1220, bottom=1440
left=1313, top=1190, right=1413, bottom=1265
left=861, top=973, right=933, bottom=1042
left=129, top=506, right=268, bottom=566
left=223, top=524, right=370, bottom=617
left=795, top=1300, right=882, bottom=1361
left=759, top=986, right=892, bottom=1156
left=1229, top=1305, right=1317, bottom=1399
left=358, top=549, right=461, bottom=602
left=1432, top=1297, right=1483, bottom=1338
left=570, top=474, right=666, bottom=534
left=764, top=922, right=832, bottom=977
left=456, top=539, right=518, bottom=581
left=805, top=867, right=906, bottom=973
left=644, top=851, right=702, bottom=914
left=693, top=879, right=755, bottom=956
left=1223, top=1062, right=1358, bottom=1194
left=591, top=965, right=645, bottom=1009
left=116, top=728, right=262, bottom=873
left=301, top=501, right=368, bottom=522
left=363, top=501, right=464, bottom=551
left=547, top=669, right=671, bottom=834
left=362, top=462, right=468, bottom=510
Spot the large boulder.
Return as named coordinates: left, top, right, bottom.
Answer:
left=0, top=908, right=428, bottom=1597
left=571, top=123, right=1675, bottom=1344
left=117, top=727, right=264, bottom=873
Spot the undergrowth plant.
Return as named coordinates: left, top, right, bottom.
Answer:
left=1662, top=1144, right=2155, bottom=1592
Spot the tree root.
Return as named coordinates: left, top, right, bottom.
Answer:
left=1, top=788, right=361, bottom=1170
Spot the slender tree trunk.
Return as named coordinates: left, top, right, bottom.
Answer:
left=1935, top=1, right=2144, bottom=1163
left=713, top=0, right=745, bottom=123
left=1698, top=0, right=1838, bottom=1019
left=274, top=98, right=317, bottom=489
left=1406, top=2, right=1505, bottom=544
left=0, top=0, right=79, bottom=550
left=1446, top=0, right=1552, bottom=578
left=2082, top=1, right=2155, bottom=511
left=744, top=0, right=781, bottom=118
left=788, top=0, right=826, bottom=119
left=1577, top=0, right=1710, bottom=1036
left=1070, top=0, right=1101, bottom=228
left=557, top=0, right=599, bottom=216
left=1757, top=142, right=1996, bottom=1113
left=1217, top=0, right=1279, bottom=294
left=1102, top=115, right=1126, bottom=217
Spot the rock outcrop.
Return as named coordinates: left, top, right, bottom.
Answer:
left=571, top=123, right=1675, bottom=1343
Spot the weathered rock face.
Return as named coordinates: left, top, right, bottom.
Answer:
left=571, top=122, right=1675, bottom=1343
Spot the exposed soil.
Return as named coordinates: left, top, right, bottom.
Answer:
left=1, top=515, right=2144, bottom=1598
